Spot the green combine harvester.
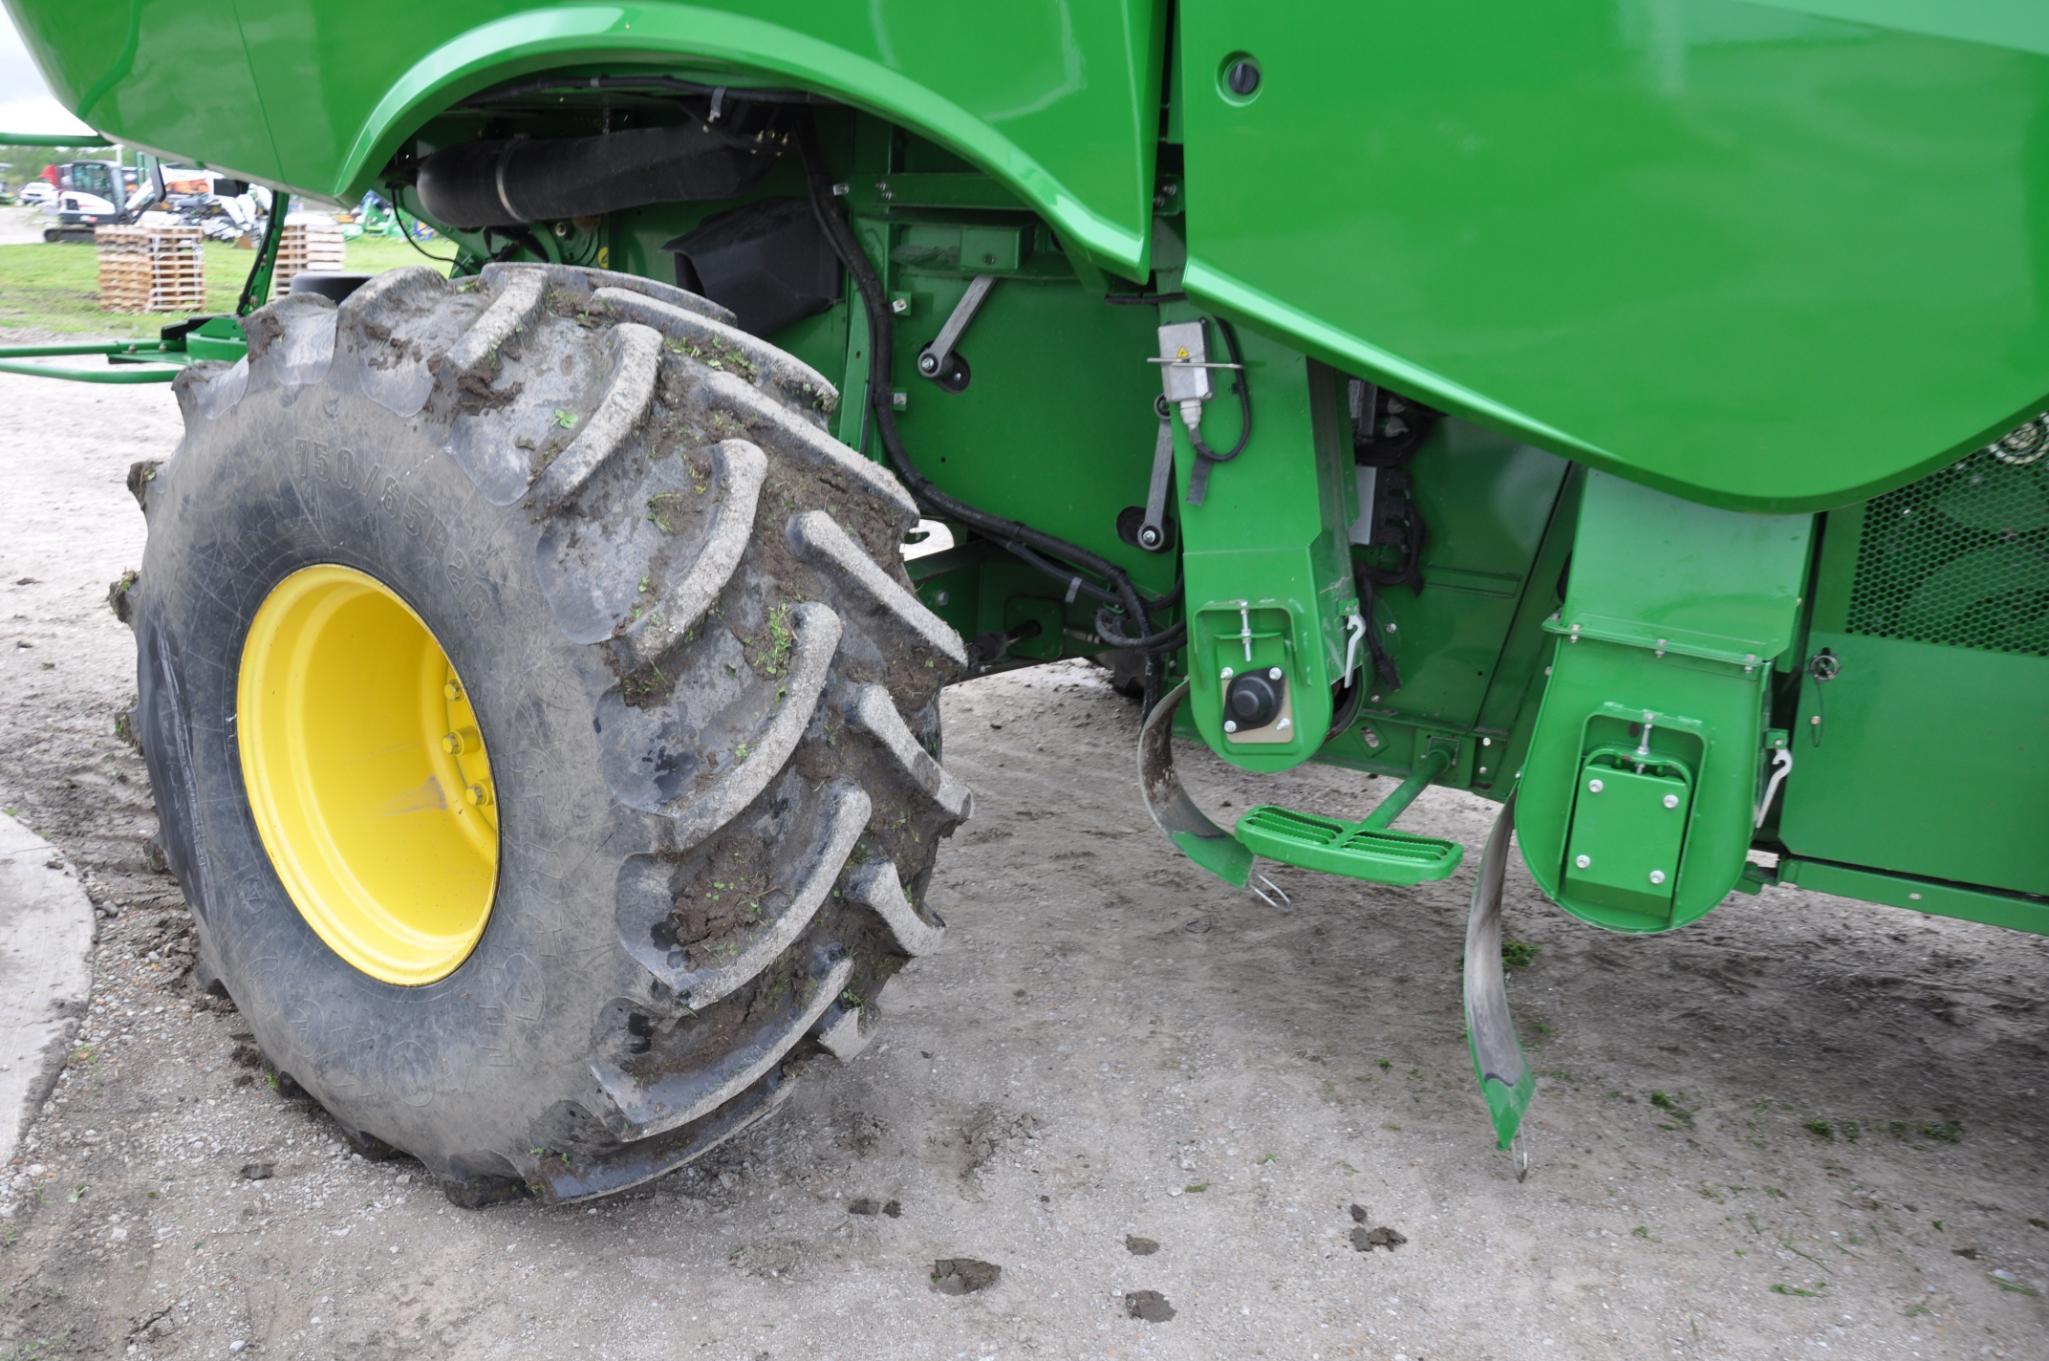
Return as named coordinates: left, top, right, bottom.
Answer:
left=2, top=2, right=2042, bottom=1205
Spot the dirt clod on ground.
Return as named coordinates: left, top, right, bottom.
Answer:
left=929, top=1258, right=1000, bottom=1296
left=1124, top=1234, right=1160, bottom=1255
left=1351, top=1225, right=1408, bottom=1252
left=1125, top=1289, right=1175, bottom=1322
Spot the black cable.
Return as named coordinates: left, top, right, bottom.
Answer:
left=798, top=123, right=1175, bottom=704
left=1186, top=317, right=1251, bottom=466
left=397, top=210, right=458, bottom=265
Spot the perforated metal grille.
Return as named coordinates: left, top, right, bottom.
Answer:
left=1846, top=437, right=2049, bottom=656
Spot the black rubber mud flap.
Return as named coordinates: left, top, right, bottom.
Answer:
left=1463, top=790, right=1535, bottom=1159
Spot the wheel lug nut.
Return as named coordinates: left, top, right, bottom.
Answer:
left=465, top=783, right=491, bottom=808
left=444, top=680, right=464, bottom=702
left=441, top=726, right=479, bottom=755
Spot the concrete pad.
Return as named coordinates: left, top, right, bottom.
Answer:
left=0, top=811, right=95, bottom=1165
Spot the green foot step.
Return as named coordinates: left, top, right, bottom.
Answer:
left=1236, top=805, right=1465, bottom=885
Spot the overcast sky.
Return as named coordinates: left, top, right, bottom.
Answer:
left=1, top=9, right=96, bottom=135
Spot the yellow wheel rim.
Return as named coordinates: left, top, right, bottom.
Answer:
left=237, top=565, right=499, bottom=986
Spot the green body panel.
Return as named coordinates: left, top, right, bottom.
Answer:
left=1774, top=859, right=2049, bottom=936
left=5, top=1, right=280, bottom=179
left=1776, top=448, right=2049, bottom=899
left=7, top=0, right=1167, bottom=279
left=1360, top=436, right=1571, bottom=741
left=1174, top=1, right=2049, bottom=510
left=1518, top=473, right=1813, bottom=931
left=14, top=1, right=2049, bottom=508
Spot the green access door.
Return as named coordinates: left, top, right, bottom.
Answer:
left=1173, top=1, right=2049, bottom=511
left=1777, top=446, right=2049, bottom=898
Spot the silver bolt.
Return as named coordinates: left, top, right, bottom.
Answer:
left=1481, top=737, right=1492, bottom=747
left=1385, top=621, right=1398, bottom=634
left=891, top=390, right=908, bottom=410
left=890, top=298, right=909, bottom=315
left=1220, top=666, right=1235, bottom=679
left=1587, top=778, right=1604, bottom=794
left=1268, top=667, right=1282, bottom=680
left=1662, top=794, right=1679, bottom=809
left=1223, top=720, right=1239, bottom=734
left=1574, top=854, right=1591, bottom=870
left=934, top=590, right=949, bottom=606
left=1361, top=727, right=1382, bottom=750
left=1649, top=870, right=1667, bottom=886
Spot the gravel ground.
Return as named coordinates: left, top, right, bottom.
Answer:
left=0, top=362, right=2044, bottom=1360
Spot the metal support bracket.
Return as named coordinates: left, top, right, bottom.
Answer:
left=1137, top=413, right=1175, bottom=551
left=916, top=273, right=995, bottom=390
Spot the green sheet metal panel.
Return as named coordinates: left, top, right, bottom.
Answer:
left=8, top=1, right=1165, bottom=276
left=239, top=0, right=1165, bottom=278
left=1778, top=633, right=2049, bottom=896
left=1176, top=2, right=2049, bottom=512
left=1778, top=450, right=2049, bottom=897
left=2, top=0, right=281, bottom=180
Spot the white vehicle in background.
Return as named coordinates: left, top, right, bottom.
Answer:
left=17, top=180, right=55, bottom=208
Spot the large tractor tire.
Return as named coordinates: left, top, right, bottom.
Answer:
left=124, top=264, right=969, bottom=1204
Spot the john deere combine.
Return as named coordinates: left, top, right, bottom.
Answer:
left=3, top=2, right=2042, bottom=1204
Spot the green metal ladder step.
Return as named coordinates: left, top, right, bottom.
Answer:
left=1233, top=745, right=1466, bottom=886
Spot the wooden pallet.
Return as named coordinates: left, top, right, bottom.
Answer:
left=96, top=224, right=205, bottom=313
left=272, top=221, right=347, bottom=296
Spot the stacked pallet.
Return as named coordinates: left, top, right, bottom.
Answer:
left=273, top=220, right=346, bottom=296
left=95, top=224, right=205, bottom=313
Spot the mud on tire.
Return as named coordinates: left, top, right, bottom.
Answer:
left=125, top=264, right=968, bottom=1204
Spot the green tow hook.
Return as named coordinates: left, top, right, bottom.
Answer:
left=1464, top=788, right=1536, bottom=1170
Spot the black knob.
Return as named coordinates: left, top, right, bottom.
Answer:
left=1225, top=672, right=1282, bottom=729
left=1225, top=58, right=1262, bottom=97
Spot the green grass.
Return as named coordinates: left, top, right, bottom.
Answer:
left=0, top=233, right=446, bottom=338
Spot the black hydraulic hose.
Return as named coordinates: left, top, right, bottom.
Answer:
left=1096, top=611, right=1187, bottom=653
left=798, top=125, right=1173, bottom=702
left=1008, top=544, right=1122, bottom=608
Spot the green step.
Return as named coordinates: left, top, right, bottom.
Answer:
left=1236, top=804, right=1465, bottom=885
